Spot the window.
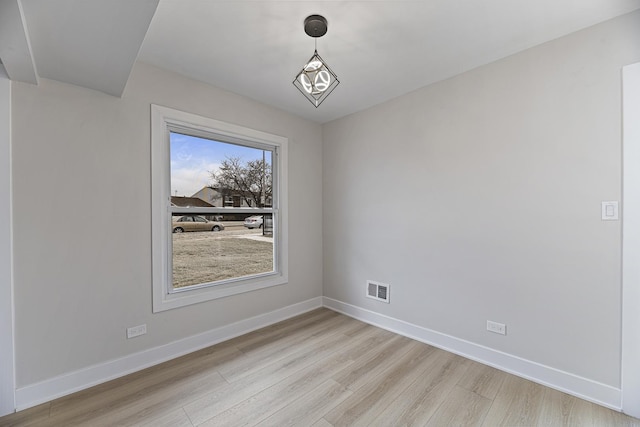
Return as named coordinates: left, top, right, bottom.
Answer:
left=151, top=105, right=288, bottom=312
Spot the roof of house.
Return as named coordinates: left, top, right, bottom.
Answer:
left=170, top=196, right=214, bottom=207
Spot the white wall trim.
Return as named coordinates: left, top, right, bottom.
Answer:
left=14, top=297, right=322, bottom=411
left=150, top=104, right=289, bottom=312
left=0, top=68, right=16, bottom=417
left=323, top=297, right=622, bottom=411
left=622, top=62, right=640, bottom=419
left=11, top=293, right=626, bottom=413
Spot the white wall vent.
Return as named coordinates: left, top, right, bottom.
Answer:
left=366, top=280, right=390, bottom=303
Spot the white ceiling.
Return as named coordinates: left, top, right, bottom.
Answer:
left=2, top=0, right=640, bottom=123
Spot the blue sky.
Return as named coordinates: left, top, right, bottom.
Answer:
left=170, top=132, right=267, bottom=196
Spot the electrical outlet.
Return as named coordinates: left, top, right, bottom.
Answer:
left=127, top=324, right=147, bottom=339
left=487, top=320, right=506, bottom=335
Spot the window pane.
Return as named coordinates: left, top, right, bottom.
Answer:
left=169, top=131, right=275, bottom=290
left=170, top=131, right=273, bottom=208
left=171, top=214, right=274, bottom=289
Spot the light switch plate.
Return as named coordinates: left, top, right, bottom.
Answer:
left=602, top=201, right=619, bottom=221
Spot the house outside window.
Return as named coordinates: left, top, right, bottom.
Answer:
left=151, top=105, right=288, bottom=312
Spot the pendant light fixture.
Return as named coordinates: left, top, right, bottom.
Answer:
left=293, top=15, right=339, bottom=108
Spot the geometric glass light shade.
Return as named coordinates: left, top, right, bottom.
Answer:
left=292, top=14, right=339, bottom=108
left=293, top=49, right=340, bottom=108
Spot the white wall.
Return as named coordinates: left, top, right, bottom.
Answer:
left=0, top=67, right=16, bottom=415
left=10, top=62, right=323, bottom=389
left=323, top=10, right=640, bottom=396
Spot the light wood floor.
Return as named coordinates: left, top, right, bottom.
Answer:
left=1, top=308, right=639, bottom=427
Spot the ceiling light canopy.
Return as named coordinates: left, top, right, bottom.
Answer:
left=293, top=15, right=339, bottom=108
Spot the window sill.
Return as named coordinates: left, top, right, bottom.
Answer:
left=152, top=272, right=288, bottom=312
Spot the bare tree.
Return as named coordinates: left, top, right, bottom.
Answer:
left=209, top=156, right=272, bottom=208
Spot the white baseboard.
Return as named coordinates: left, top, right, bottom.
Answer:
left=14, top=295, right=621, bottom=413
left=15, top=297, right=323, bottom=411
left=322, top=297, right=621, bottom=411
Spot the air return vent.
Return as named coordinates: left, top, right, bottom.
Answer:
left=366, top=280, right=390, bottom=303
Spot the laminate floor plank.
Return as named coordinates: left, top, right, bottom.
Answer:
left=47, top=369, right=226, bottom=426
left=591, top=404, right=640, bottom=427
left=324, top=341, right=440, bottom=427
left=424, top=385, right=492, bottom=427
left=342, top=319, right=372, bottom=337
left=184, top=325, right=387, bottom=426
left=135, top=407, right=194, bottom=427
left=1, top=308, right=639, bottom=427
left=311, top=418, right=334, bottom=427
left=219, top=313, right=359, bottom=383
left=50, top=347, right=241, bottom=421
left=0, top=403, right=50, bottom=427
left=256, top=379, right=352, bottom=427
left=329, top=326, right=401, bottom=363
left=192, top=325, right=390, bottom=426
left=370, top=350, right=472, bottom=426
left=230, top=308, right=340, bottom=353
left=536, top=387, right=594, bottom=426
left=197, top=349, right=356, bottom=426
left=226, top=308, right=338, bottom=351
left=457, top=362, right=507, bottom=400
left=481, top=373, right=546, bottom=426
left=330, top=333, right=415, bottom=392
left=183, top=326, right=375, bottom=425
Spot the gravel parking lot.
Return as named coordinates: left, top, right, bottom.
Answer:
left=172, top=227, right=273, bottom=288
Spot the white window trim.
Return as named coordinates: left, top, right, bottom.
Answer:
left=151, top=105, right=288, bottom=312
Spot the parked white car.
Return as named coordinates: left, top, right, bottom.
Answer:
left=243, top=215, right=263, bottom=229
